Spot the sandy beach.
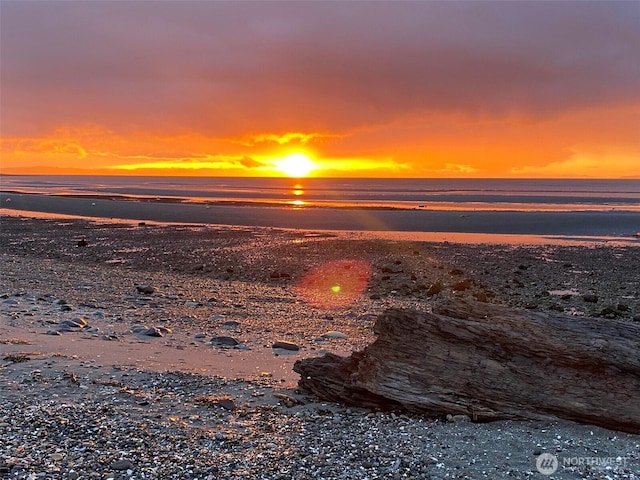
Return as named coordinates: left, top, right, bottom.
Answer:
left=1, top=214, right=639, bottom=479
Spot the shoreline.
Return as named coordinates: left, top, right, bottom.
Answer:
left=2, top=191, right=640, bottom=240
left=1, top=215, right=639, bottom=479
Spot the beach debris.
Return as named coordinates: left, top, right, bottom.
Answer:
left=295, top=297, right=640, bottom=434
left=209, top=336, right=240, bottom=347
left=272, top=340, right=300, bottom=351
left=273, top=392, right=303, bottom=407
left=135, top=284, right=155, bottom=294
left=2, top=352, right=31, bottom=363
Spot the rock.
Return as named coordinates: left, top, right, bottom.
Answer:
left=110, top=459, right=134, bottom=471
left=184, top=301, right=200, bottom=307
left=583, top=294, right=598, bottom=303
left=599, top=306, right=618, bottom=318
left=210, top=336, right=240, bottom=347
left=59, top=318, right=87, bottom=329
left=130, top=324, right=149, bottom=333
left=136, top=285, right=155, bottom=295
left=131, top=325, right=166, bottom=337
left=272, top=340, right=300, bottom=351
left=76, top=239, right=88, bottom=247
left=449, top=269, right=464, bottom=276
left=617, top=303, right=629, bottom=312
left=222, top=320, right=241, bottom=329
left=49, top=453, right=64, bottom=461
left=321, top=331, right=347, bottom=339
left=46, top=330, right=62, bottom=336
left=2, top=298, right=18, bottom=305
left=217, top=398, right=236, bottom=410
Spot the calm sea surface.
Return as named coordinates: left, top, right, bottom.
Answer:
left=2, top=176, right=639, bottom=239
left=2, top=176, right=639, bottom=212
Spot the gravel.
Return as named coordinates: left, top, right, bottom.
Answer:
left=1, top=215, right=639, bottom=479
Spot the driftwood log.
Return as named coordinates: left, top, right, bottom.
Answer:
left=294, top=299, right=640, bottom=434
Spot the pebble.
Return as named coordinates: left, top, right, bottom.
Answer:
left=209, top=336, right=240, bottom=347
left=320, top=331, right=347, bottom=339
left=583, top=294, right=599, bottom=303
left=272, top=340, right=300, bottom=351
left=136, top=285, right=155, bottom=294
left=110, top=459, right=134, bottom=471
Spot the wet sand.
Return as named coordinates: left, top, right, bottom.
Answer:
left=2, top=191, right=640, bottom=238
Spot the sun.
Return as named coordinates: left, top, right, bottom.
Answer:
left=275, top=152, right=316, bottom=178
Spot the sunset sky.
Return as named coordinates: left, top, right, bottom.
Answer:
left=1, top=1, right=638, bottom=178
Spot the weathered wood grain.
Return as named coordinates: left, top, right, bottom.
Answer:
left=294, top=299, right=640, bottom=433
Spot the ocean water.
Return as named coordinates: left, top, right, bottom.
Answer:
left=1, top=176, right=639, bottom=239
left=2, top=176, right=639, bottom=212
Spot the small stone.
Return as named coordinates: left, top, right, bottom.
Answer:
left=583, top=294, right=598, bottom=303
left=76, top=239, right=88, bottom=247
left=136, top=285, right=155, bottom=294
left=272, top=340, right=300, bottom=351
left=59, top=318, right=86, bottom=329
left=110, top=459, right=134, bottom=471
left=321, top=331, right=347, bottom=339
left=2, top=298, right=18, bottom=305
left=217, top=398, right=236, bottom=410
left=599, top=306, right=617, bottom=317
left=210, top=336, right=240, bottom=347
left=140, top=327, right=164, bottom=337
left=184, top=301, right=200, bottom=307
left=46, top=330, right=62, bottom=336
left=222, top=320, right=241, bottom=329
left=49, top=453, right=64, bottom=461
left=131, top=324, right=149, bottom=333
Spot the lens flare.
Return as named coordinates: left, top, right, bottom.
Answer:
left=296, top=260, right=371, bottom=309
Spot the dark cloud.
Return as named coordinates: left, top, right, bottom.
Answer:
left=1, top=1, right=638, bottom=136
